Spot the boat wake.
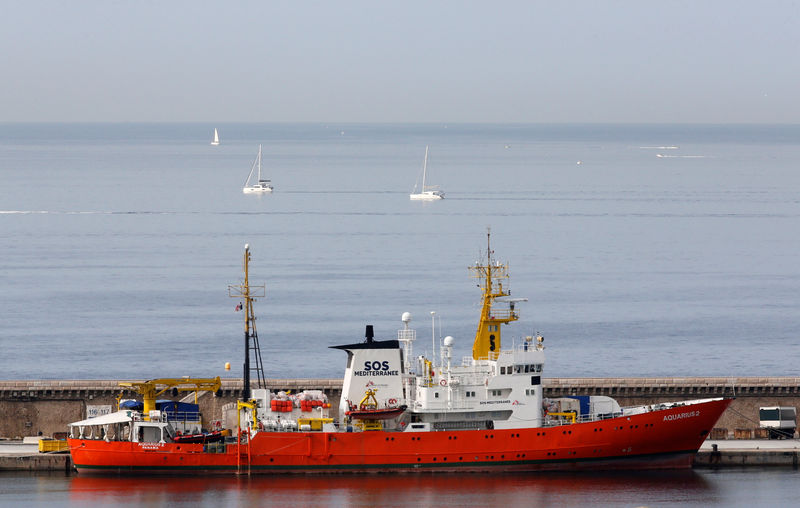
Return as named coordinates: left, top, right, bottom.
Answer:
left=0, top=210, right=180, bottom=215
left=656, top=154, right=706, bottom=158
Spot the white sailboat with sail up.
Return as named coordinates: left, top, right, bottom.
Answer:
left=210, top=128, right=220, bottom=146
left=410, top=145, right=444, bottom=200
left=242, top=145, right=273, bottom=194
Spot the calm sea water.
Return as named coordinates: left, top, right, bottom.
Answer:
left=1, top=123, right=799, bottom=380
left=1, top=469, right=799, bottom=507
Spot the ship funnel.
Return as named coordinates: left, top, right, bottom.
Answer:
left=365, top=325, right=374, bottom=343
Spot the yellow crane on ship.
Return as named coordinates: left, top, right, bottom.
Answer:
left=119, top=377, right=222, bottom=420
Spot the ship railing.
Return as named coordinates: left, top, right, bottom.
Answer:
left=544, top=411, right=624, bottom=427
left=163, top=411, right=202, bottom=423
left=487, top=309, right=517, bottom=321
left=618, top=398, right=721, bottom=416
left=469, top=353, right=500, bottom=362
left=510, top=342, right=543, bottom=354
left=129, top=411, right=202, bottom=424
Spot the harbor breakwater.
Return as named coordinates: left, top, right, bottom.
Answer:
left=1, top=377, right=798, bottom=439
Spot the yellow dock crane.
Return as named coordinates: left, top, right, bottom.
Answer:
left=119, top=377, right=222, bottom=420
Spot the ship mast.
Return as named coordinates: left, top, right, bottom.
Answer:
left=228, top=244, right=267, bottom=400
left=469, top=228, right=523, bottom=360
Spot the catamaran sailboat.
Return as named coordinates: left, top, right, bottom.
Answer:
left=210, top=128, right=220, bottom=146
left=410, top=145, right=444, bottom=200
left=242, top=145, right=273, bottom=194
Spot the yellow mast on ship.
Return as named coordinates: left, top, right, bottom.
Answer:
left=470, top=228, right=526, bottom=360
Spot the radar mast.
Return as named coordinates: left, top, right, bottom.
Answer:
left=469, top=229, right=525, bottom=360
left=228, top=244, right=267, bottom=399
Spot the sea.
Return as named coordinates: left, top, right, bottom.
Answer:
left=1, top=123, right=799, bottom=505
left=0, top=468, right=798, bottom=508
left=2, top=123, right=799, bottom=381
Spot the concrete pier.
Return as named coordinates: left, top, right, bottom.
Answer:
left=695, top=440, right=800, bottom=468
left=0, top=442, right=71, bottom=472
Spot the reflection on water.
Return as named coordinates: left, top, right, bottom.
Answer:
left=6, top=468, right=800, bottom=507
left=64, top=470, right=713, bottom=507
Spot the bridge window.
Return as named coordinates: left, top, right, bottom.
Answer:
left=513, top=364, right=543, bottom=374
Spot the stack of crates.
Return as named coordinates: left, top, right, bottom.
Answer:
left=38, top=438, right=69, bottom=453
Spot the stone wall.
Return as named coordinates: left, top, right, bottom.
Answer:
left=542, top=377, right=800, bottom=432
left=1, top=377, right=797, bottom=438
left=0, top=379, right=342, bottom=438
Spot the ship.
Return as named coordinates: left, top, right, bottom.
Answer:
left=67, top=235, right=732, bottom=474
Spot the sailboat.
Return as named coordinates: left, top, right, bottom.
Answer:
left=210, top=128, right=220, bottom=146
left=410, top=145, right=444, bottom=200
left=242, top=145, right=273, bottom=193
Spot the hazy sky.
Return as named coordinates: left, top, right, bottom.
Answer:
left=2, top=1, right=798, bottom=123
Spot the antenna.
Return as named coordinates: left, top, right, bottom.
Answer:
left=398, top=312, right=416, bottom=374
left=228, top=244, right=267, bottom=400
left=430, top=311, right=436, bottom=367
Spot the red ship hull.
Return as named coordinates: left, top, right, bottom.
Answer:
left=68, top=398, right=731, bottom=475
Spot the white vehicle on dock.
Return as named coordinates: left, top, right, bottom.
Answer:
left=759, top=406, right=797, bottom=439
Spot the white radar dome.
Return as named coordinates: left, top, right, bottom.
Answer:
left=401, top=312, right=412, bottom=323
left=443, top=336, right=454, bottom=346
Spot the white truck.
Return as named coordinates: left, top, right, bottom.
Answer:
left=759, top=406, right=797, bottom=439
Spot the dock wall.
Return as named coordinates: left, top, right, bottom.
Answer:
left=1, top=377, right=798, bottom=439
left=694, top=449, right=800, bottom=468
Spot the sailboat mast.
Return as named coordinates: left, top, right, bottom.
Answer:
left=422, top=145, right=429, bottom=190
left=257, top=144, right=262, bottom=181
